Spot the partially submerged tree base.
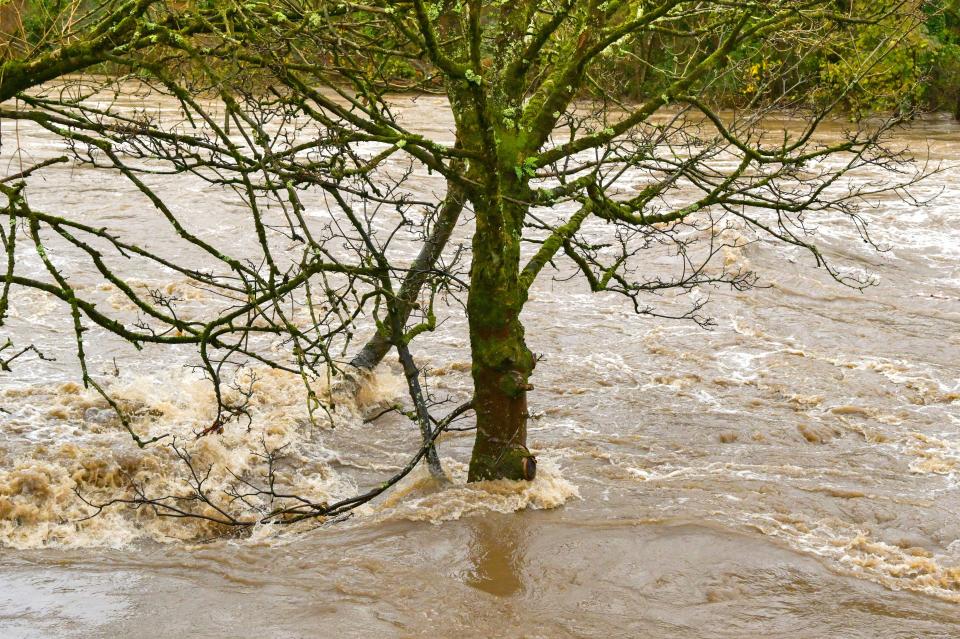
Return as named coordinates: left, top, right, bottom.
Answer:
left=328, top=365, right=370, bottom=414
left=469, top=446, right=537, bottom=482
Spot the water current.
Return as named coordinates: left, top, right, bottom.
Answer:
left=1, top=91, right=959, bottom=637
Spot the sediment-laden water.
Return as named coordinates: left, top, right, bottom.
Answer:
left=1, top=92, right=959, bottom=638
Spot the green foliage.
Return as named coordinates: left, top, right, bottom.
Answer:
left=921, top=0, right=960, bottom=113
left=11, top=0, right=960, bottom=114
left=21, top=0, right=67, bottom=46
left=816, top=13, right=936, bottom=114
left=592, top=0, right=960, bottom=114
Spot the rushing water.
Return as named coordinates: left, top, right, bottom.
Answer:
left=1, top=91, right=959, bottom=637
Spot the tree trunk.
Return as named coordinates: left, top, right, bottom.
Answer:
left=466, top=192, right=537, bottom=482
left=350, top=180, right=465, bottom=370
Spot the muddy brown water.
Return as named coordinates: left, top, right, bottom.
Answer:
left=1, top=92, right=959, bottom=637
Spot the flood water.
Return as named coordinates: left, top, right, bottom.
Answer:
left=1, top=90, right=959, bottom=638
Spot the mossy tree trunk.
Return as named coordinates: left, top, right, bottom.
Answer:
left=465, top=173, right=537, bottom=482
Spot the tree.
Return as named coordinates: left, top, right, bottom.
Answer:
left=0, top=1, right=927, bottom=529
left=922, top=0, right=960, bottom=117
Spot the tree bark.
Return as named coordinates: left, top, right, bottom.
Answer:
left=466, top=192, right=537, bottom=482
left=396, top=342, right=445, bottom=479
left=350, top=181, right=465, bottom=370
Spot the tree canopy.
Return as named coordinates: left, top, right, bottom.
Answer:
left=0, top=1, right=930, bottom=530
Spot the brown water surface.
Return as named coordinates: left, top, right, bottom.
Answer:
left=1, top=92, right=959, bottom=637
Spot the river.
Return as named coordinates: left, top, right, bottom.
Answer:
left=1, top=90, right=959, bottom=638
